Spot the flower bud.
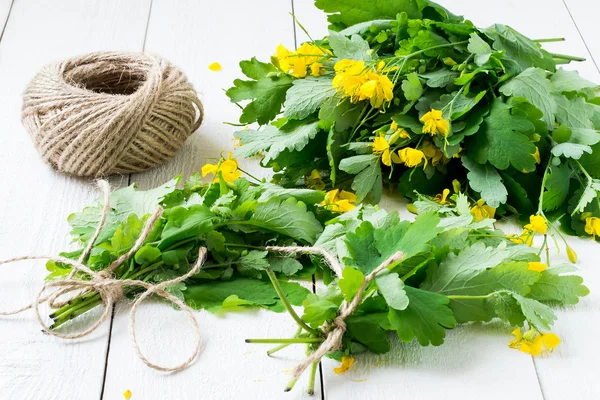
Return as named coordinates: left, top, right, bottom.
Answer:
left=567, top=246, right=578, bottom=263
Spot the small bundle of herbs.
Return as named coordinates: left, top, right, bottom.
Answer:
left=226, top=0, right=600, bottom=240
left=44, top=163, right=587, bottom=394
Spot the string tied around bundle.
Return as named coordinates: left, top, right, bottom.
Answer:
left=0, top=180, right=205, bottom=373
left=265, top=245, right=404, bottom=379
left=22, top=51, right=203, bottom=177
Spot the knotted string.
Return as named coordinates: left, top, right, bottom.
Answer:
left=266, top=245, right=404, bottom=379
left=0, top=180, right=205, bottom=372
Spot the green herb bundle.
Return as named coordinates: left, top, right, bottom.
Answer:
left=226, top=0, right=600, bottom=239
left=45, top=173, right=587, bottom=394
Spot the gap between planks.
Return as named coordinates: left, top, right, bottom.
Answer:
left=561, top=0, right=600, bottom=74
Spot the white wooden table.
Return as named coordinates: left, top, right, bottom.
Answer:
left=0, top=1, right=599, bottom=399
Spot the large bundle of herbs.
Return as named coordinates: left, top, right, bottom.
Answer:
left=46, top=165, right=587, bottom=393
left=226, top=0, right=600, bottom=239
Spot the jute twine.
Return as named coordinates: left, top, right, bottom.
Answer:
left=22, top=52, right=203, bottom=177
left=0, top=180, right=204, bottom=372
left=266, top=245, right=404, bottom=379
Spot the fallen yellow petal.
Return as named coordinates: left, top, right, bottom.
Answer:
left=334, top=356, right=355, bottom=374
left=123, top=389, right=132, bottom=399
left=208, top=62, right=222, bottom=71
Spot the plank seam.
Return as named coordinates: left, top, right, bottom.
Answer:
left=141, top=0, right=154, bottom=52
left=99, top=305, right=117, bottom=400
left=532, top=357, right=547, bottom=400
left=0, top=0, right=15, bottom=43
left=561, top=0, right=600, bottom=74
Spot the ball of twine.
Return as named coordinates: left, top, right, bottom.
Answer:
left=22, top=51, right=203, bottom=177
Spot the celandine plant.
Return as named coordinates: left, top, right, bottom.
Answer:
left=226, top=0, right=600, bottom=248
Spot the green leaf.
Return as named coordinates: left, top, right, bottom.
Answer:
left=302, top=291, right=342, bottom=328
left=249, top=197, right=323, bottom=243
left=184, top=278, right=310, bottom=312
left=339, top=267, right=365, bottom=301
left=283, top=78, right=337, bottom=119
left=499, top=68, right=557, bottom=130
left=159, top=205, right=214, bottom=249
left=551, top=143, right=592, bottom=160
left=68, top=178, right=179, bottom=245
left=375, top=271, right=409, bottom=310
left=339, top=154, right=382, bottom=202
left=401, top=72, right=423, bottom=101
left=432, top=91, right=487, bottom=120
left=579, top=142, right=600, bottom=178
left=226, top=74, right=294, bottom=125
left=483, top=24, right=554, bottom=72
left=554, top=94, right=595, bottom=129
left=446, top=262, right=540, bottom=296
left=421, top=69, right=459, bottom=88
left=239, top=57, right=277, bottom=80
left=551, top=67, right=598, bottom=93
left=467, top=32, right=492, bottom=66
left=513, top=294, right=556, bottom=330
left=468, top=99, right=536, bottom=172
left=237, top=250, right=269, bottom=272
left=268, top=256, right=304, bottom=276
left=345, top=316, right=390, bottom=353
left=388, top=286, right=456, bottom=346
left=426, top=242, right=536, bottom=293
left=328, top=31, right=371, bottom=60
left=327, top=127, right=349, bottom=185
left=234, top=120, right=320, bottom=163
left=542, top=165, right=571, bottom=211
left=529, top=271, right=589, bottom=305
left=315, top=0, right=422, bottom=29
left=257, top=182, right=325, bottom=204
left=110, top=215, right=144, bottom=254
left=134, top=244, right=162, bottom=265
left=462, top=156, right=508, bottom=208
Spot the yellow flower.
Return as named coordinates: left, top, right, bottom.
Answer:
left=123, top=389, right=132, bottom=399
left=389, top=121, right=410, bottom=142
left=584, top=216, right=600, bottom=237
left=509, top=328, right=560, bottom=356
left=357, top=71, right=394, bottom=108
left=397, top=147, right=426, bottom=168
left=208, top=62, right=222, bottom=71
left=274, top=43, right=330, bottom=78
left=306, top=169, right=325, bottom=190
left=334, top=356, right=355, bottom=374
left=510, top=228, right=534, bottom=247
left=201, top=152, right=242, bottom=183
left=529, top=215, right=547, bottom=235
left=528, top=262, right=548, bottom=272
left=533, top=147, right=541, bottom=164
left=333, top=59, right=394, bottom=108
left=470, top=199, right=496, bottom=221
left=372, top=135, right=400, bottom=166
left=420, top=109, right=449, bottom=136
left=433, top=189, right=450, bottom=205
left=321, top=189, right=357, bottom=213
left=567, top=246, right=578, bottom=263
left=310, top=62, right=324, bottom=77
left=421, top=140, right=445, bottom=166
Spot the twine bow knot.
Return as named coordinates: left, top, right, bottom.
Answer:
left=0, top=180, right=204, bottom=372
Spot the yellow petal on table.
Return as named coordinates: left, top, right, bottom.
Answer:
left=208, top=62, right=222, bottom=71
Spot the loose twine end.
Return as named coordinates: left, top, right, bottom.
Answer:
left=0, top=179, right=205, bottom=373
left=266, top=245, right=404, bottom=379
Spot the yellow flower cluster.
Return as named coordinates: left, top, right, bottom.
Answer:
left=433, top=189, right=450, bottom=205
left=201, top=152, right=242, bottom=183
left=510, top=214, right=547, bottom=246
left=275, top=43, right=331, bottom=78
left=333, top=60, right=394, bottom=108
left=421, top=109, right=449, bottom=136
left=509, top=328, right=560, bottom=356
left=321, top=189, right=357, bottom=212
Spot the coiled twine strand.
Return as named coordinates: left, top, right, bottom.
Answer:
left=22, top=52, right=203, bottom=177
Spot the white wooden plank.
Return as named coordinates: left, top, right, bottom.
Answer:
left=292, top=0, right=600, bottom=399
left=561, top=0, right=600, bottom=76
left=0, top=1, right=150, bottom=399
left=0, top=0, right=12, bottom=38
left=101, top=1, right=322, bottom=399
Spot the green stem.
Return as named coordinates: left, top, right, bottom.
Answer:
left=51, top=294, right=103, bottom=329
left=237, top=167, right=262, bottom=183
left=533, top=38, right=565, bottom=43
left=49, top=291, right=97, bottom=318
left=127, top=261, right=165, bottom=280
left=267, top=327, right=302, bottom=356
left=307, top=361, right=318, bottom=395
left=447, top=294, right=494, bottom=300
left=538, top=158, right=553, bottom=214
left=222, top=243, right=267, bottom=250
left=550, top=52, right=586, bottom=62
left=265, top=268, right=321, bottom=336
left=245, top=338, right=323, bottom=344
left=285, top=377, right=300, bottom=393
